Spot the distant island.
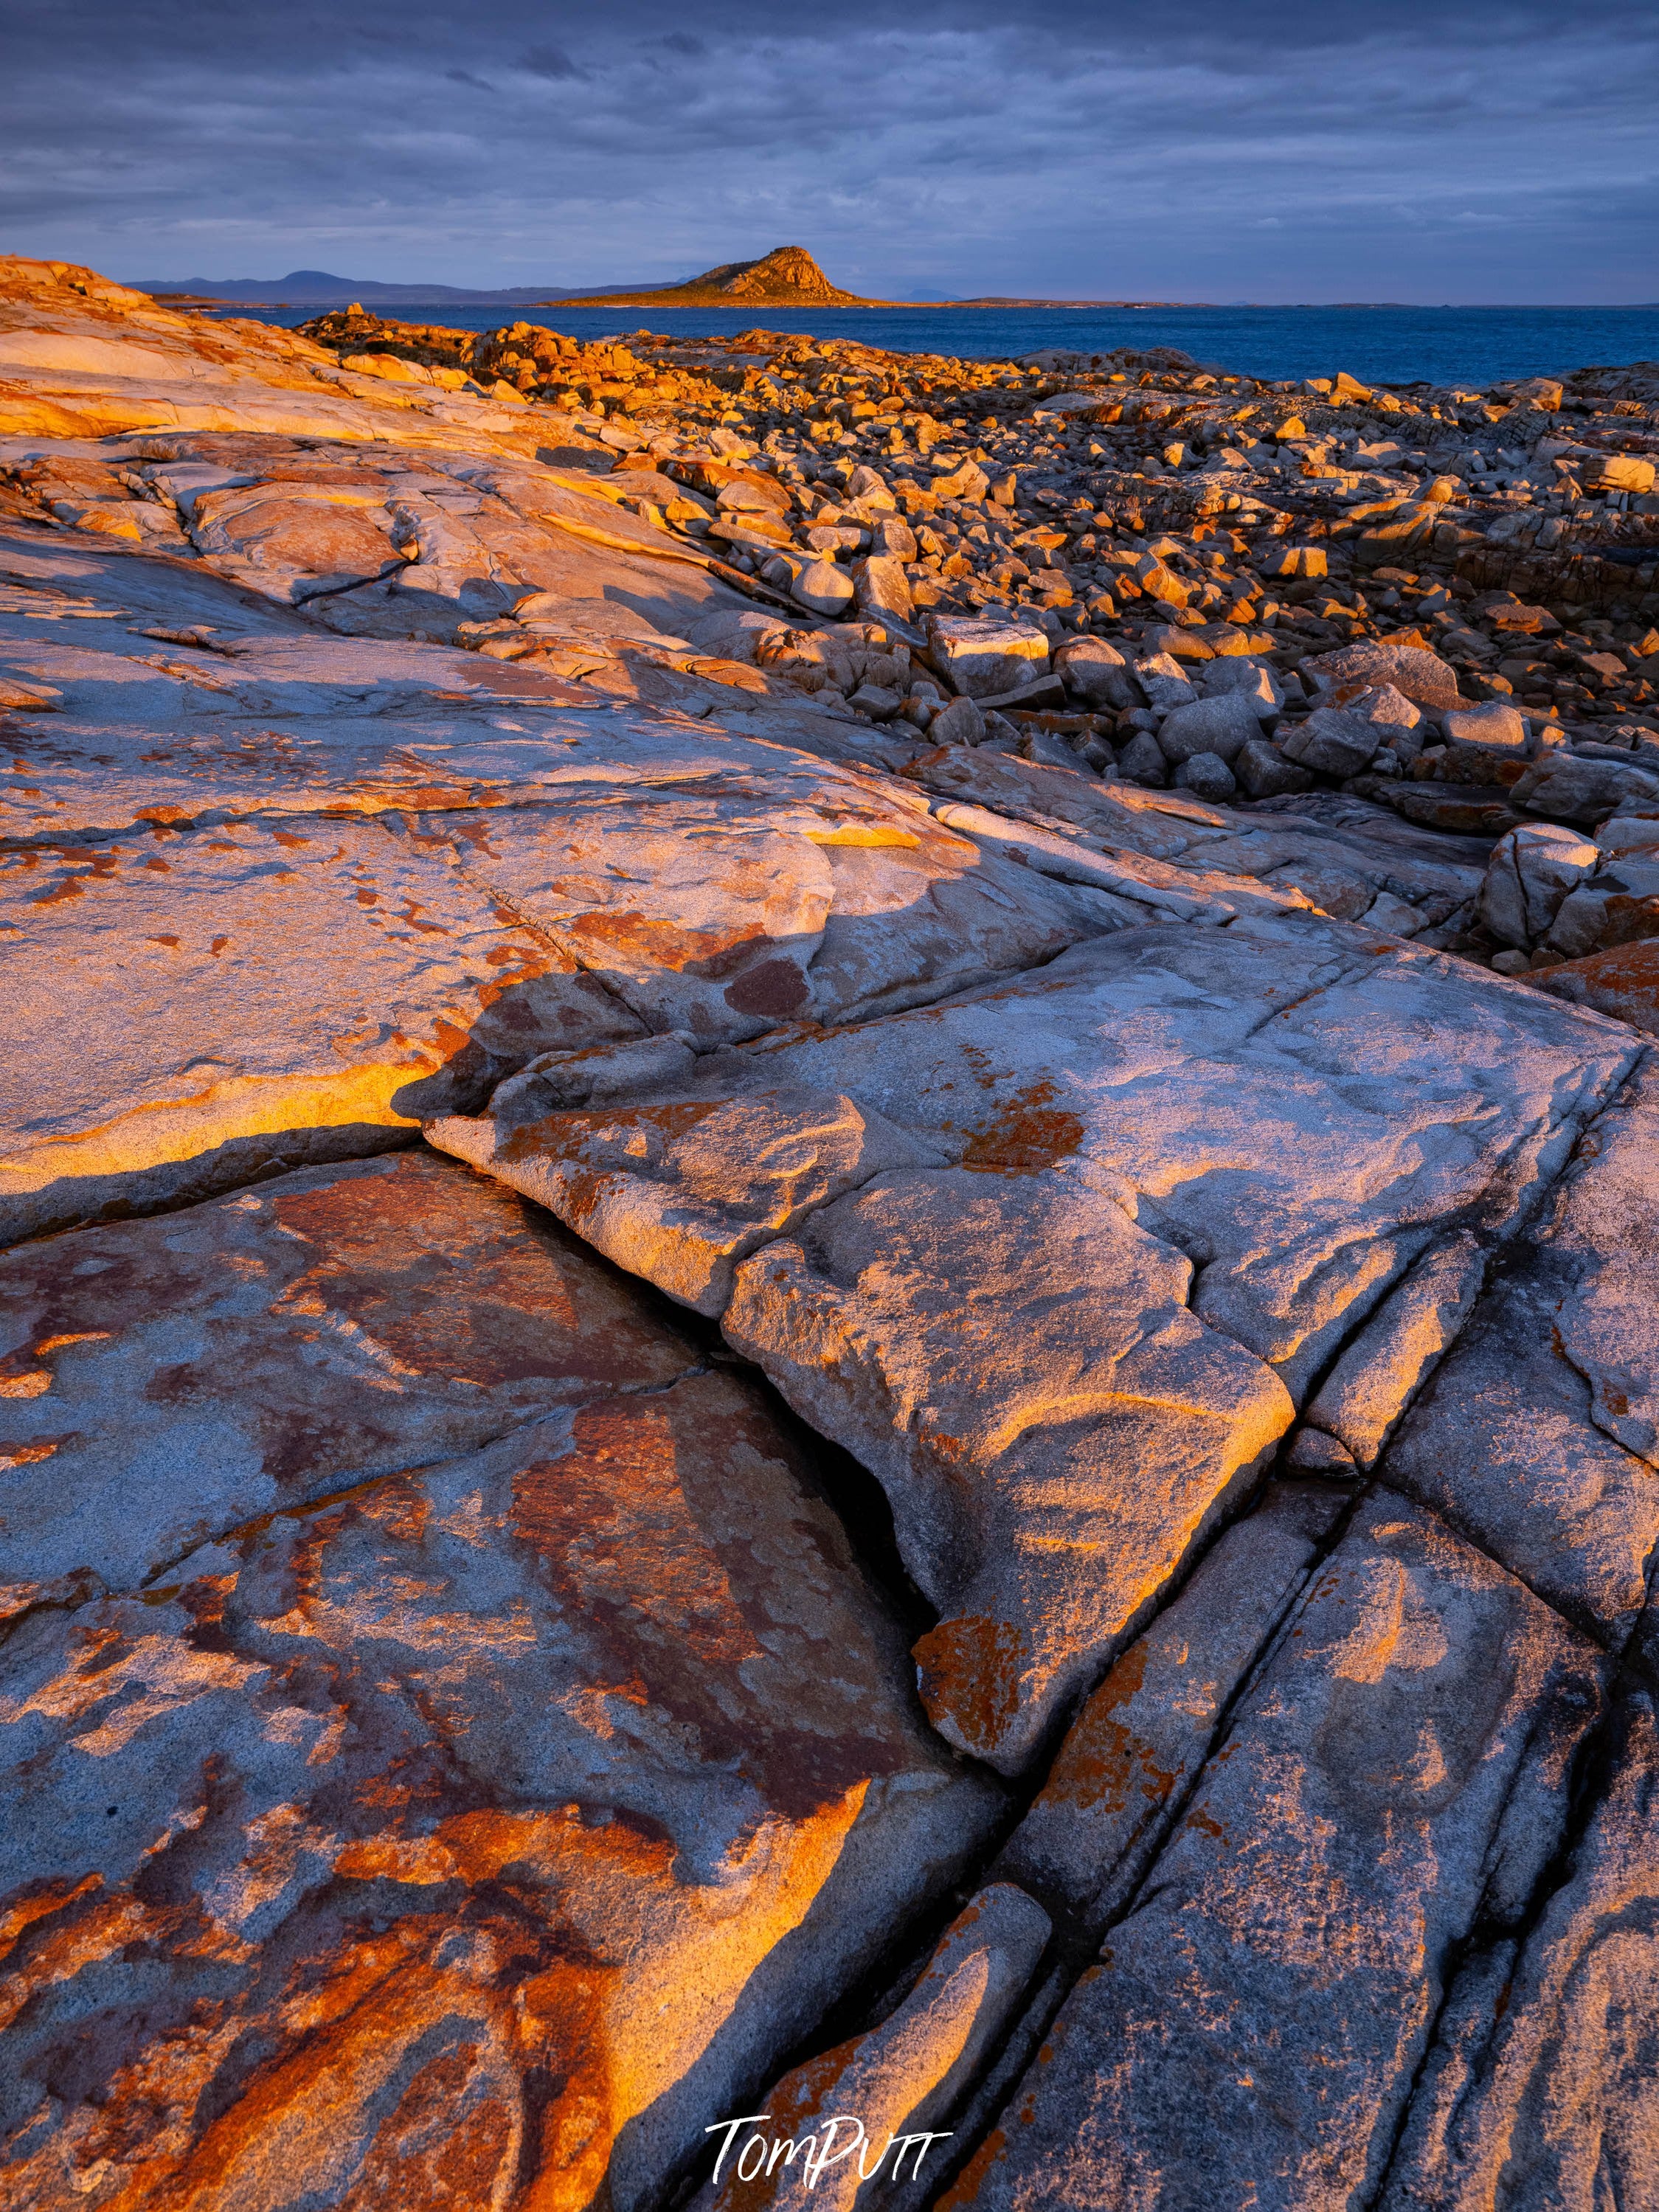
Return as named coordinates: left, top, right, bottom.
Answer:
left=558, top=249, right=1201, bottom=311
left=133, top=246, right=1210, bottom=313
left=556, top=247, right=879, bottom=308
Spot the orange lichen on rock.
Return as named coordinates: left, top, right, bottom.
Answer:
left=1031, top=1643, right=1176, bottom=1818
left=912, top=1614, right=1031, bottom=1761
left=0, top=1159, right=999, bottom=2209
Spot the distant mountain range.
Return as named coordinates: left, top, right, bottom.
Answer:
left=131, top=268, right=662, bottom=307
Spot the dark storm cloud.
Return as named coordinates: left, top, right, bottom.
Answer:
left=517, top=42, right=583, bottom=81
left=1, top=0, right=1655, bottom=300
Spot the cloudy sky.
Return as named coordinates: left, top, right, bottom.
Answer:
left=4, top=0, right=1656, bottom=302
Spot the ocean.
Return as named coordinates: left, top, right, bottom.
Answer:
left=212, top=300, right=1659, bottom=389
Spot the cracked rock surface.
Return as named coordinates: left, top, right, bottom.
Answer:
left=3, top=254, right=1658, bottom=2211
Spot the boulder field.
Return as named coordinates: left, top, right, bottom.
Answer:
left=1, top=254, right=1656, bottom=2211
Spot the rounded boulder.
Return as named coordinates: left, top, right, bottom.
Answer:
left=1157, top=691, right=1262, bottom=765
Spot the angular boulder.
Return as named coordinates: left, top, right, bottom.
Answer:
left=1443, top=698, right=1530, bottom=753
left=1199, top=653, right=1284, bottom=718
left=1234, top=734, right=1315, bottom=798
left=1511, top=750, right=1659, bottom=825
left=1304, top=639, right=1462, bottom=713
left=925, top=614, right=1050, bottom=698
left=792, top=558, right=855, bottom=617
left=1278, top=704, right=1385, bottom=777
left=1054, top=634, right=1140, bottom=712
left=1478, top=821, right=1601, bottom=946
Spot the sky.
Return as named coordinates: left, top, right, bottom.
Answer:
left=2, top=0, right=1657, bottom=304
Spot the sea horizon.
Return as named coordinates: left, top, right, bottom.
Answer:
left=195, top=297, right=1659, bottom=390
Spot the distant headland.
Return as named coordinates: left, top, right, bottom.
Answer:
left=556, top=246, right=879, bottom=308
left=134, top=246, right=1202, bottom=312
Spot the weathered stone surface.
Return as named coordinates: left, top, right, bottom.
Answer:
left=0, top=1156, right=1000, bottom=2212
left=0, top=508, right=1168, bottom=1245
left=0, top=814, right=636, bottom=1244
left=440, top=920, right=1629, bottom=1773
left=399, top=774, right=1126, bottom=1047
left=918, top=755, right=1475, bottom=943
left=186, top=476, right=404, bottom=600
left=0, top=1148, right=690, bottom=1608
left=923, top=800, right=1299, bottom=923
left=1303, top=1230, right=1486, bottom=1469
left=0, top=260, right=524, bottom=446
left=0, top=527, right=739, bottom=845
left=994, top=1479, right=1345, bottom=1930
left=958, top=1497, right=1609, bottom=2212
left=724, top=1166, right=1291, bottom=1772
left=430, top=1081, right=943, bottom=1317
left=1382, top=1056, right=1659, bottom=1646
left=1537, top=935, right=1659, bottom=1031
left=1380, top=1690, right=1659, bottom=2211
left=739, top=922, right=1628, bottom=1389
left=904, top=743, right=1230, bottom=863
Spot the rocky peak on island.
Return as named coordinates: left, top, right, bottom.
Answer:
left=561, top=243, right=874, bottom=308
left=700, top=246, right=865, bottom=302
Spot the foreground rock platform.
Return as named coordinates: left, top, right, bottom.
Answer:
left=2, top=254, right=1658, bottom=2210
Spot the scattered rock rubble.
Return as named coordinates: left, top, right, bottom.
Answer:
left=279, top=299, right=1659, bottom=984
left=1, top=254, right=1658, bottom=2211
